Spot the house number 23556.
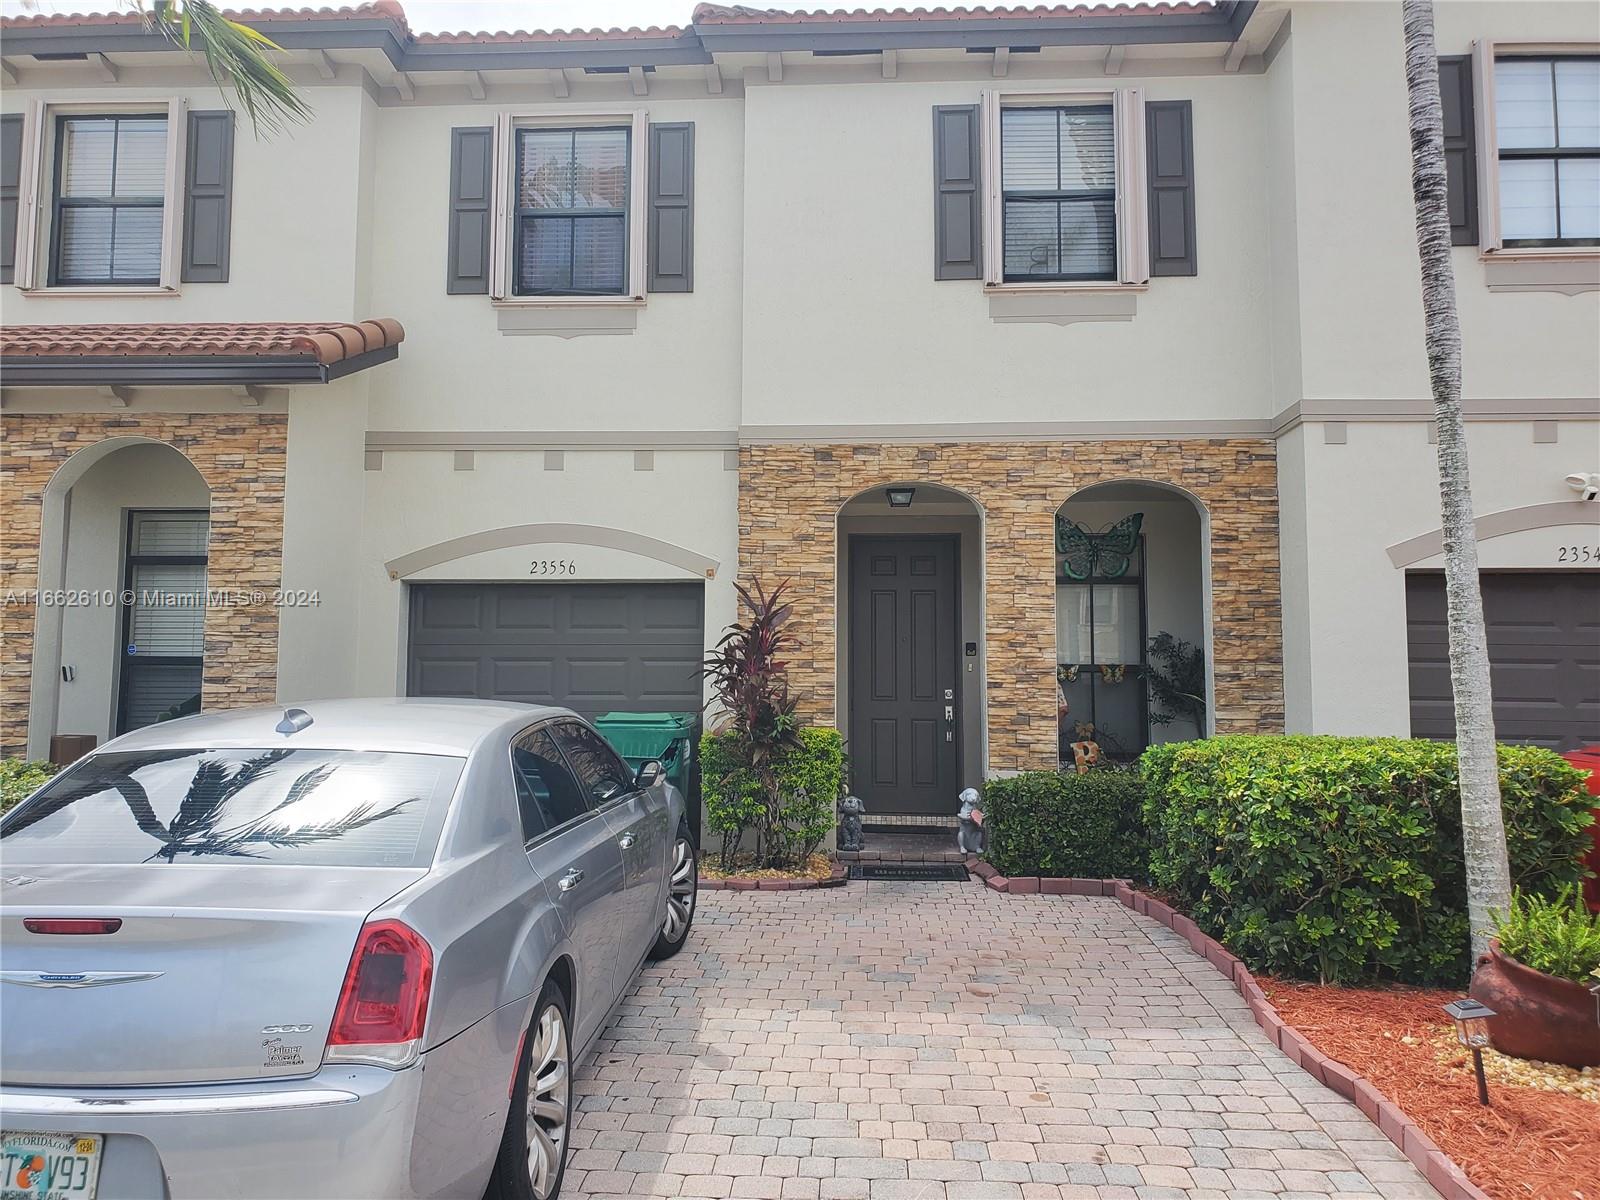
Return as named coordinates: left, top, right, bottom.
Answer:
left=530, top=560, right=578, bottom=576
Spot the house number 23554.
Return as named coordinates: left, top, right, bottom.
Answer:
left=530, top=560, right=578, bottom=576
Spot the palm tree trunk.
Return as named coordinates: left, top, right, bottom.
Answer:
left=1401, top=0, right=1513, bottom=964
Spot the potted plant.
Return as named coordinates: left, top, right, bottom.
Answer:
left=1469, top=886, right=1600, bottom=1068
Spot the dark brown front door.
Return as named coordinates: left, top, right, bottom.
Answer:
left=848, top=536, right=960, bottom=814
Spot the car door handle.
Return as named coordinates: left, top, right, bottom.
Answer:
left=618, top=833, right=636, bottom=850
left=558, top=869, right=584, bottom=892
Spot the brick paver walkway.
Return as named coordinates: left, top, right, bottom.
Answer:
left=565, top=882, right=1438, bottom=1199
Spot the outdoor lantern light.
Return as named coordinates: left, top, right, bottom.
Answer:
left=1442, top=998, right=1496, bottom=1106
left=885, top=487, right=916, bottom=509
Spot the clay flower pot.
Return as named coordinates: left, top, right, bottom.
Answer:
left=1468, top=940, right=1600, bottom=1069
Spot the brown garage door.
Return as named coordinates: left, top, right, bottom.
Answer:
left=1407, top=572, right=1599, bottom=752
left=407, top=582, right=704, bottom=718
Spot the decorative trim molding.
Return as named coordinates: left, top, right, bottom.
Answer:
left=1273, top=396, right=1600, bottom=435
left=383, top=522, right=720, bottom=580
left=366, top=430, right=739, bottom=452
left=986, top=288, right=1138, bottom=326
left=1386, top=500, right=1600, bottom=568
left=1481, top=255, right=1600, bottom=295
left=739, top=419, right=1272, bottom=443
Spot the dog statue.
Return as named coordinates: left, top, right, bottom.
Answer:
left=956, top=787, right=986, bottom=854
left=837, top=794, right=866, bottom=852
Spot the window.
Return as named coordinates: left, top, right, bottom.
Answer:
left=118, top=510, right=207, bottom=734
left=1000, top=105, right=1116, bottom=282
left=514, top=126, right=629, bottom=296
left=488, top=110, right=649, bottom=303
left=550, top=721, right=635, bottom=806
left=51, top=113, right=169, bottom=286
left=1493, top=57, right=1600, bottom=246
left=1055, top=529, right=1148, bottom=759
left=1, top=748, right=461, bottom=868
left=981, top=88, right=1148, bottom=288
left=510, top=726, right=593, bottom=840
left=10, top=98, right=186, bottom=291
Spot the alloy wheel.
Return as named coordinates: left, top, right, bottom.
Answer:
left=664, top=836, right=696, bottom=943
left=524, top=1004, right=570, bottom=1199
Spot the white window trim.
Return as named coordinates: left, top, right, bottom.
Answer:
left=488, top=107, right=649, bottom=307
left=13, top=96, right=188, bottom=294
left=980, top=86, right=1150, bottom=293
left=1473, top=38, right=1600, bottom=261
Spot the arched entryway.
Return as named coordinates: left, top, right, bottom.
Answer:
left=836, top=482, right=986, bottom=818
left=1054, top=480, right=1212, bottom=763
left=31, top=439, right=211, bottom=751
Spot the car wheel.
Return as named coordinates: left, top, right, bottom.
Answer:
left=649, top=826, right=697, bottom=960
left=488, top=980, right=572, bottom=1200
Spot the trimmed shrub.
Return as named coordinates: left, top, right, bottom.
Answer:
left=0, top=759, right=58, bottom=816
left=1141, top=735, right=1594, bottom=985
left=983, top=768, right=1148, bottom=881
left=702, top=727, right=845, bottom=869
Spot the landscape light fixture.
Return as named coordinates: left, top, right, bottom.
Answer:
left=885, top=487, right=916, bottom=508
left=1442, top=998, right=1496, bottom=1106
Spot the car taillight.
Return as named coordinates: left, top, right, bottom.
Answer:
left=323, top=920, right=432, bottom=1070
left=23, top=918, right=122, bottom=935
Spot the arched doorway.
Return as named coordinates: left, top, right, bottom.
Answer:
left=1054, top=480, right=1211, bottom=763
left=33, top=440, right=211, bottom=751
left=836, top=482, right=986, bottom=818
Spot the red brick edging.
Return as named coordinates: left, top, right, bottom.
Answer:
left=968, top=861, right=1491, bottom=1200
left=699, top=863, right=849, bottom=891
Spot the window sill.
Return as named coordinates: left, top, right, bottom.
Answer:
left=494, top=299, right=641, bottom=338
left=18, top=286, right=179, bottom=298
left=1478, top=252, right=1599, bottom=295
left=984, top=284, right=1142, bottom=326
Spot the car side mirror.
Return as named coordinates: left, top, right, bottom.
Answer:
left=634, top=759, right=664, bottom=788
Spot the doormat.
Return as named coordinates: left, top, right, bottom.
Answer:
left=847, top=863, right=970, bottom=882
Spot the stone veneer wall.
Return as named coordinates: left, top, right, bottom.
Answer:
left=739, top=440, right=1284, bottom=772
left=1, top=413, right=288, bottom=756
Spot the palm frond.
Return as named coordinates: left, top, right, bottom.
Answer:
left=142, top=0, right=312, bottom=137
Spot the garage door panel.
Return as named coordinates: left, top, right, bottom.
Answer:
left=410, top=655, right=482, bottom=698
left=1407, top=572, right=1600, bottom=753
left=409, top=583, right=704, bottom=718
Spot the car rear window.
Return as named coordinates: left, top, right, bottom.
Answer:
left=0, top=748, right=462, bottom=868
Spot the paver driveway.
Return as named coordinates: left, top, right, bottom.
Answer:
left=565, top=881, right=1439, bottom=1200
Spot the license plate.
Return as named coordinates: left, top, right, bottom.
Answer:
left=1, top=1132, right=102, bottom=1200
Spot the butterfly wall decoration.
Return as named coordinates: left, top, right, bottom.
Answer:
left=1055, top=512, right=1144, bottom=580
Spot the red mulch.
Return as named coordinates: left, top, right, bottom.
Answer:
left=1263, top=980, right=1600, bottom=1200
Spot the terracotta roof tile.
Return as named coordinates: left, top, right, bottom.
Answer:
left=1, top=319, right=404, bottom=364
left=417, top=25, right=688, bottom=45
left=0, top=3, right=410, bottom=31
left=691, top=2, right=1216, bottom=22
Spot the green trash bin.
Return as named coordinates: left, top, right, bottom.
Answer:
left=594, top=711, right=702, bottom=845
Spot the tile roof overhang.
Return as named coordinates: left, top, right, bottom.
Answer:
left=0, top=1, right=1255, bottom=70
left=0, top=319, right=404, bottom=387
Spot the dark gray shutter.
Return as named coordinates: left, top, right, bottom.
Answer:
left=1146, top=100, right=1196, bottom=277
left=1439, top=55, right=1479, bottom=247
left=648, top=121, right=694, bottom=293
left=447, top=126, right=494, bottom=295
left=181, top=110, right=234, bottom=283
left=1, top=113, right=23, bottom=285
left=933, top=105, right=982, bottom=280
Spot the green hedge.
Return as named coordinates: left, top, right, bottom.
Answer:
left=983, top=768, right=1148, bottom=881
left=701, top=727, right=845, bottom=867
left=0, top=758, right=58, bottom=816
left=1140, top=735, right=1594, bottom=985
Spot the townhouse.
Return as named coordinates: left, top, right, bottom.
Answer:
left=1, top=0, right=1596, bottom=820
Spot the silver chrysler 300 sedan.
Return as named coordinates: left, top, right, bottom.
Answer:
left=0, top=698, right=698, bottom=1200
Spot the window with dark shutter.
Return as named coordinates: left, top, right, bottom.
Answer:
left=999, top=105, right=1116, bottom=283
left=514, top=126, right=630, bottom=296
left=50, top=113, right=169, bottom=286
